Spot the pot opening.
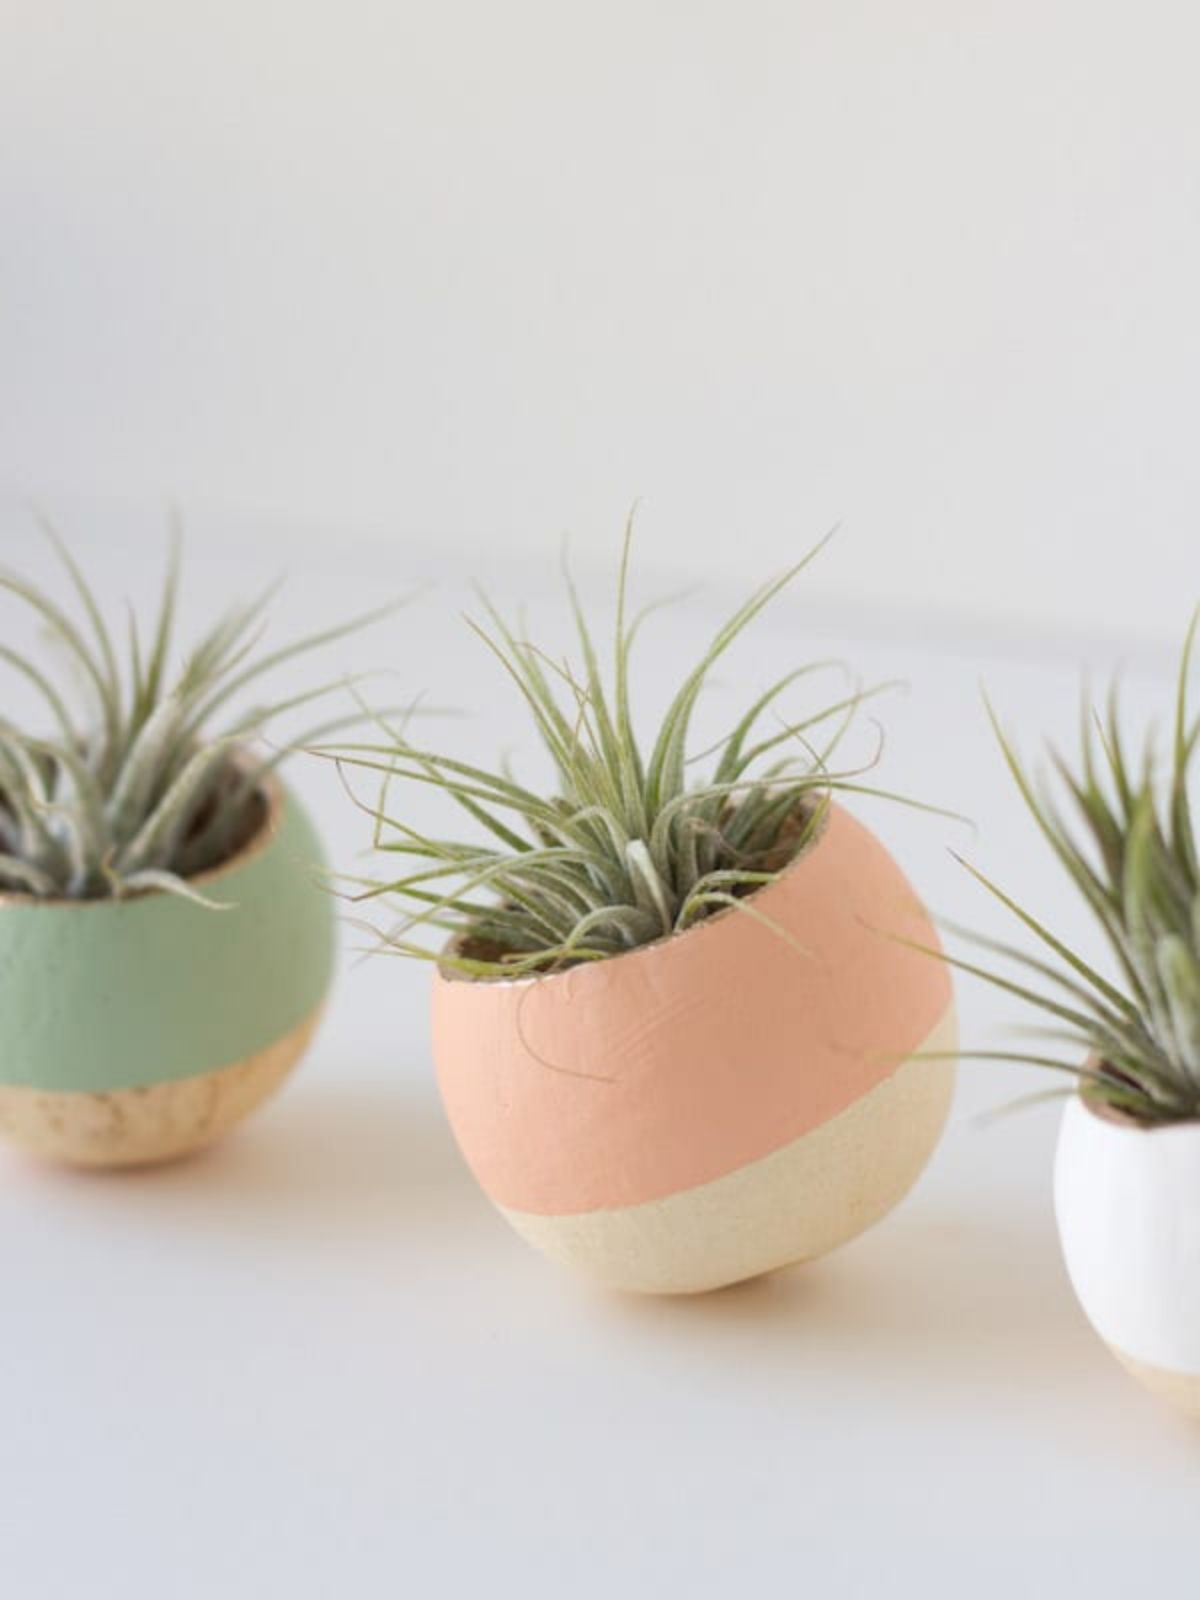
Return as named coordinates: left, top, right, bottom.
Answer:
left=0, top=762, right=280, bottom=908
left=1080, top=1068, right=1200, bottom=1132
left=446, top=792, right=831, bottom=984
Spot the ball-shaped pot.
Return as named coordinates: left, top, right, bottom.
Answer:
left=1056, top=1092, right=1200, bottom=1419
left=0, top=776, right=334, bottom=1168
left=432, top=803, right=956, bottom=1294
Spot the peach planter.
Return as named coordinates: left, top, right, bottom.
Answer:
left=1056, top=1093, right=1200, bottom=1419
left=432, top=803, right=956, bottom=1294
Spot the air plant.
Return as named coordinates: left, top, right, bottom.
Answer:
left=0, top=519, right=397, bottom=904
left=936, top=616, right=1200, bottom=1126
left=328, top=524, right=915, bottom=978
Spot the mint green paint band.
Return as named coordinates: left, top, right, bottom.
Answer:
left=0, top=785, right=335, bottom=1093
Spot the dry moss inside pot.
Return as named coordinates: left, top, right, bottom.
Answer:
left=333, top=522, right=957, bottom=1293
left=940, top=614, right=1200, bottom=1415
left=0, top=519, right=395, bottom=1168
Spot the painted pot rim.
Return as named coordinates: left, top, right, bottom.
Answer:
left=1077, top=1058, right=1200, bottom=1135
left=0, top=755, right=281, bottom=911
left=438, top=794, right=832, bottom=990
left=1057, top=1077, right=1200, bottom=1387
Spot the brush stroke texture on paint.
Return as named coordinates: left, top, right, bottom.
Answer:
left=433, top=804, right=951, bottom=1214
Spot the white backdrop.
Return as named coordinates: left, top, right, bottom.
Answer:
left=7, top=15, right=1200, bottom=1591
left=4, top=3, right=1200, bottom=632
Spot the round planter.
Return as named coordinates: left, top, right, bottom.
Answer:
left=0, top=776, right=335, bottom=1169
left=432, top=802, right=956, bottom=1294
left=1056, top=1092, right=1200, bottom=1418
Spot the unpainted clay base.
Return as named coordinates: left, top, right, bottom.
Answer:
left=0, top=1009, right=322, bottom=1169
left=1109, top=1346, right=1200, bottom=1422
left=500, top=1007, right=957, bottom=1294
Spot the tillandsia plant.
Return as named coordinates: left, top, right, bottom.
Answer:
left=935, top=615, right=1200, bottom=1126
left=328, top=523, right=918, bottom=978
left=0, top=518, right=397, bottom=904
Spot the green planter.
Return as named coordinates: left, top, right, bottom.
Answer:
left=0, top=778, right=334, bottom=1167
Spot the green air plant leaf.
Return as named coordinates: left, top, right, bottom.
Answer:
left=325, top=520, right=929, bottom=978
left=954, top=612, right=1200, bottom=1125
left=0, top=519, right=402, bottom=904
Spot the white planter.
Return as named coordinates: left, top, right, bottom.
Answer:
left=1055, top=1092, right=1200, bottom=1418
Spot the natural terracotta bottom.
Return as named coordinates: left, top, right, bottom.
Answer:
left=498, top=1007, right=957, bottom=1294
left=0, top=1008, right=322, bottom=1170
left=1109, top=1345, right=1200, bottom=1422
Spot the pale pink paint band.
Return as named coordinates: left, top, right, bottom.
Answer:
left=432, top=804, right=951, bottom=1214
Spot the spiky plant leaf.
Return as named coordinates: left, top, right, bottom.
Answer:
left=329, top=523, right=930, bottom=978
left=949, top=614, right=1200, bottom=1125
left=0, top=521, right=400, bottom=903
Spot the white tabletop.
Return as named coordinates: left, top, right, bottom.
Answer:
left=2, top=524, right=1197, bottom=1599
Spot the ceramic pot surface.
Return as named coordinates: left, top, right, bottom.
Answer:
left=1056, top=1092, right=1200, bottom=1417
left=433, top=802, right=955, bottom=1292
